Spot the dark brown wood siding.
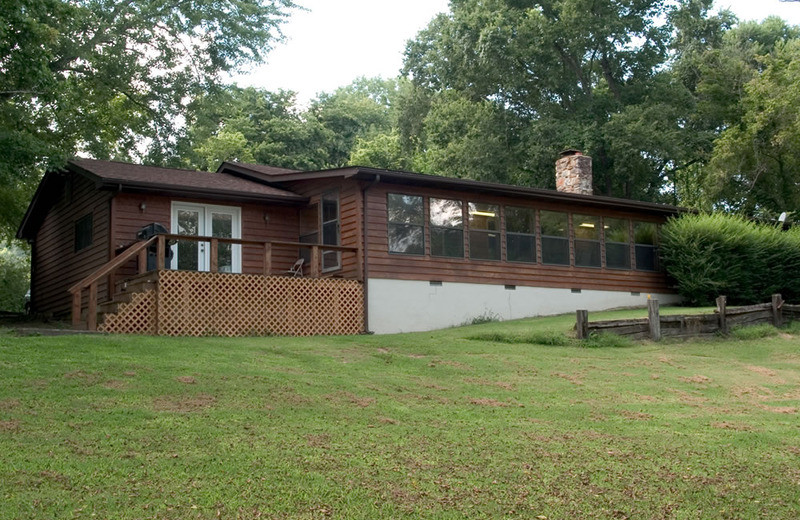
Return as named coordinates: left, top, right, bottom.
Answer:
left=31, top=172, right=112, bottom=316
left=364, top=182, right=673, bottom=294
left=279, top=178, right=362, bottom=280
left=112, top=194, right=300, bottom=278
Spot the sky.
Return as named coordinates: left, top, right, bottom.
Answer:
left=234, top=0, right=800, bottom=104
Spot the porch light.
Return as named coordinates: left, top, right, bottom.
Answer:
left=139, top=202, right=146, bottom=212
left=472, top=210, right=496, bottom=217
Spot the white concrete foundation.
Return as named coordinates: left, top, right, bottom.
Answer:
left=367, top=278, right=682, bottom=334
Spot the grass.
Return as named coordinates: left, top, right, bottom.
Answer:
left=1, top=308, right=799, bottom=519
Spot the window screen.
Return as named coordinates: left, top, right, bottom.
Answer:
left=430, top=198, right=463, bottom=257
left=634, top=221, right=658, bottom=271
left=505, top=206, right=536, bottom=263
left=605, top=217, right=630, bottom=269
left=574, top=214, right=601, bottom=267
left=540, top=210, right=569, bottom=265
left=468, top=203, right=500, bottom=260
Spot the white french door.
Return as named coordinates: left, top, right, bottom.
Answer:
left=170, top=203, right=242, bottom=273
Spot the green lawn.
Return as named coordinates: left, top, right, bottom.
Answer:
left=1, top=309, right=799, bottom=519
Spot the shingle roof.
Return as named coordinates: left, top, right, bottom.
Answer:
left=70, top=159, right=304, bottom=201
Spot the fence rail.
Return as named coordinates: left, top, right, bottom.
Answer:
left=576, top=294, right=799, bottom=341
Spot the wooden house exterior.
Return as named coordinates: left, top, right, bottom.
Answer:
left=18, top=156, right=683, bottom=336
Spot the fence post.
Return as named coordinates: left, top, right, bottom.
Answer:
left=648, top=299, right=661, bottom=341
left=576, top=310, right=588, bottom=339
left=716, top=295, right=727, bottom=334
left=772, top=293, right=783, bottom=327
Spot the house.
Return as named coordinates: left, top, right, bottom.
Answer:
left=17, top=152, right=683, bottom=335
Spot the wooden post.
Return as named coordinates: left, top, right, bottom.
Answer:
left=311, top=246, right=321, bottom=277
left=72, top=291, right=82, bottom=327
left=156, top=235, right=166, bottom=270
left=716, top=295, right=728, bottom=334
left=263, top=242, right=272, bottom=276
left=356, top=248, right=364, bottom=282
left=772, top=293, right=783, bottom=327
left=576, top=310, right=588, bottom=339
left=648, top=298, right=661, bottom=341
left=87, top=282, right=97, bottom=331
left=138, top=248, right=147, bottom=273
left=210, top=238, right=218, bottom=273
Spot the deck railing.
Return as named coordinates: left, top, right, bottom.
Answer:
left=70, top=233, right=361, bottom=330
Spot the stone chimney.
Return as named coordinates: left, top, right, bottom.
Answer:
left=555, top=149, right=592, bottom=196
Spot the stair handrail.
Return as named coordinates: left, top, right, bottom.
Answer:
left=69, top=235, right=158, bottom=330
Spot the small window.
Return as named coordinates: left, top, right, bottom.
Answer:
left=605, top=217, right=630, bottom=269
left=321, top=191, right=340, bottom=271
left=506, top=206, right=536, bottom=263
left=574, top=214, right=601, bottom=268
left=540, top=210, right=569, bottom=265
left=74, top=213, right=93, bottom=252
left=430, top=198, right=463, bottom=258
left=388, top=194, right=424, bottom=255
left=634, top=221, right=658, bottom=271
left=468, top=203, right=500, bottom=260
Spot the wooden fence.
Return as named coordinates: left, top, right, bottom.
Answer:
left=576, top=294, right=800, bottom=341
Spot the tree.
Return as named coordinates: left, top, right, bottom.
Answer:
left=399, top=0, right=735, bottom=200
left=706, top=38, right=800, bottom=214
left=1, top=0, right=297, bottom=239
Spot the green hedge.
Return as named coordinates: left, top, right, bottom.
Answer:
left=660, top=213, right=800, bottom=306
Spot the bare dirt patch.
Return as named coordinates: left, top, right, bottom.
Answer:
left=658, top=356, right=685, bottom=369
left=620, top=410, right=653, bottom=421
left=0, top=420, right=21, bottom=432
left=306, top=433, right=331, bottom=448
left=430, top=360, right=473, bottom=370
left=103, top=379, right=126, bottom=390
left=744, top=365, right=786, bottom=384
left=175, top=376, right=196, bottom=384
left=64, top=370, right=103, bottom=385
left=667, top=389, right=709, bottom=405
left=469, top=398, right=510, bottom=407
left=464, top=378, right=515, bottom=390
left=378, top=416, right=399, bottom=424
left=152, top=393, right=216, bottom=412
left=634, top=394, right=658, bottom=402
left=732, top=385, right=775, bottom=401
left=551, top=372, right=584, bottom=386
left=757, top=405, right=797, bottom=414
left=679, top=375, right=712, bottom=384
left=0, top=398, right=20, bottom=410
left=123, top=371, right=137, bottom=377
left=325, top=391, right=375, bottom=408
left=711, top=421, right=753, bottom=431
left=407, top=353, right=426, bottom=359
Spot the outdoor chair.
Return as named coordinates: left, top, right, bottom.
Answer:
left=286, top=258, right=304, bottom=277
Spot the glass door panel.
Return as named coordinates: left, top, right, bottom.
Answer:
left=175, top=208, right=204, bottom=271
left=211, top=211, right=234, bottom=272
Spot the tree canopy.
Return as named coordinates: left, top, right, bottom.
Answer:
left=1, top=0, right=297, bottom=239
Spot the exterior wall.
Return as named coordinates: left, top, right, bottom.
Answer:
left=31, top=172, right=112, bottom=316
left=368, top=278, right=682, bottom=334
left=112, top=193, right=300, bottom=283
left=279, top=178, right=363, bottom=280
left=364, top=182, right=674, bottom=294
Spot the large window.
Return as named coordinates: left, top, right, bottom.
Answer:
left=388, top=194, right=424, bottom=255
left=540, top=210, right=569, bottom=265
left=468, top=203, right=500, bottom=260
left=430, top=198, right=463, bottom=257
left=634, top=221, right=658, bottom=271
left=605, top=217, right=630, bottom=269
left=298, top=204, right=319, bottom=265
left=574, top=214, right=601, bottom=267
left=505, top=206, right=536, bottom=263
left=74, top=213, right=93, bottom=252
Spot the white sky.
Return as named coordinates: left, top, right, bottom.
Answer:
left=234, top=0, right=800, bottom=104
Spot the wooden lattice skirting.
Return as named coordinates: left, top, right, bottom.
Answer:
left=100, top=270, right=364, bottom=337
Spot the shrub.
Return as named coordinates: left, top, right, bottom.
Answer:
left=660, top=213, right=800, bottom=306
left=0, top=245, right=30, bottom=313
